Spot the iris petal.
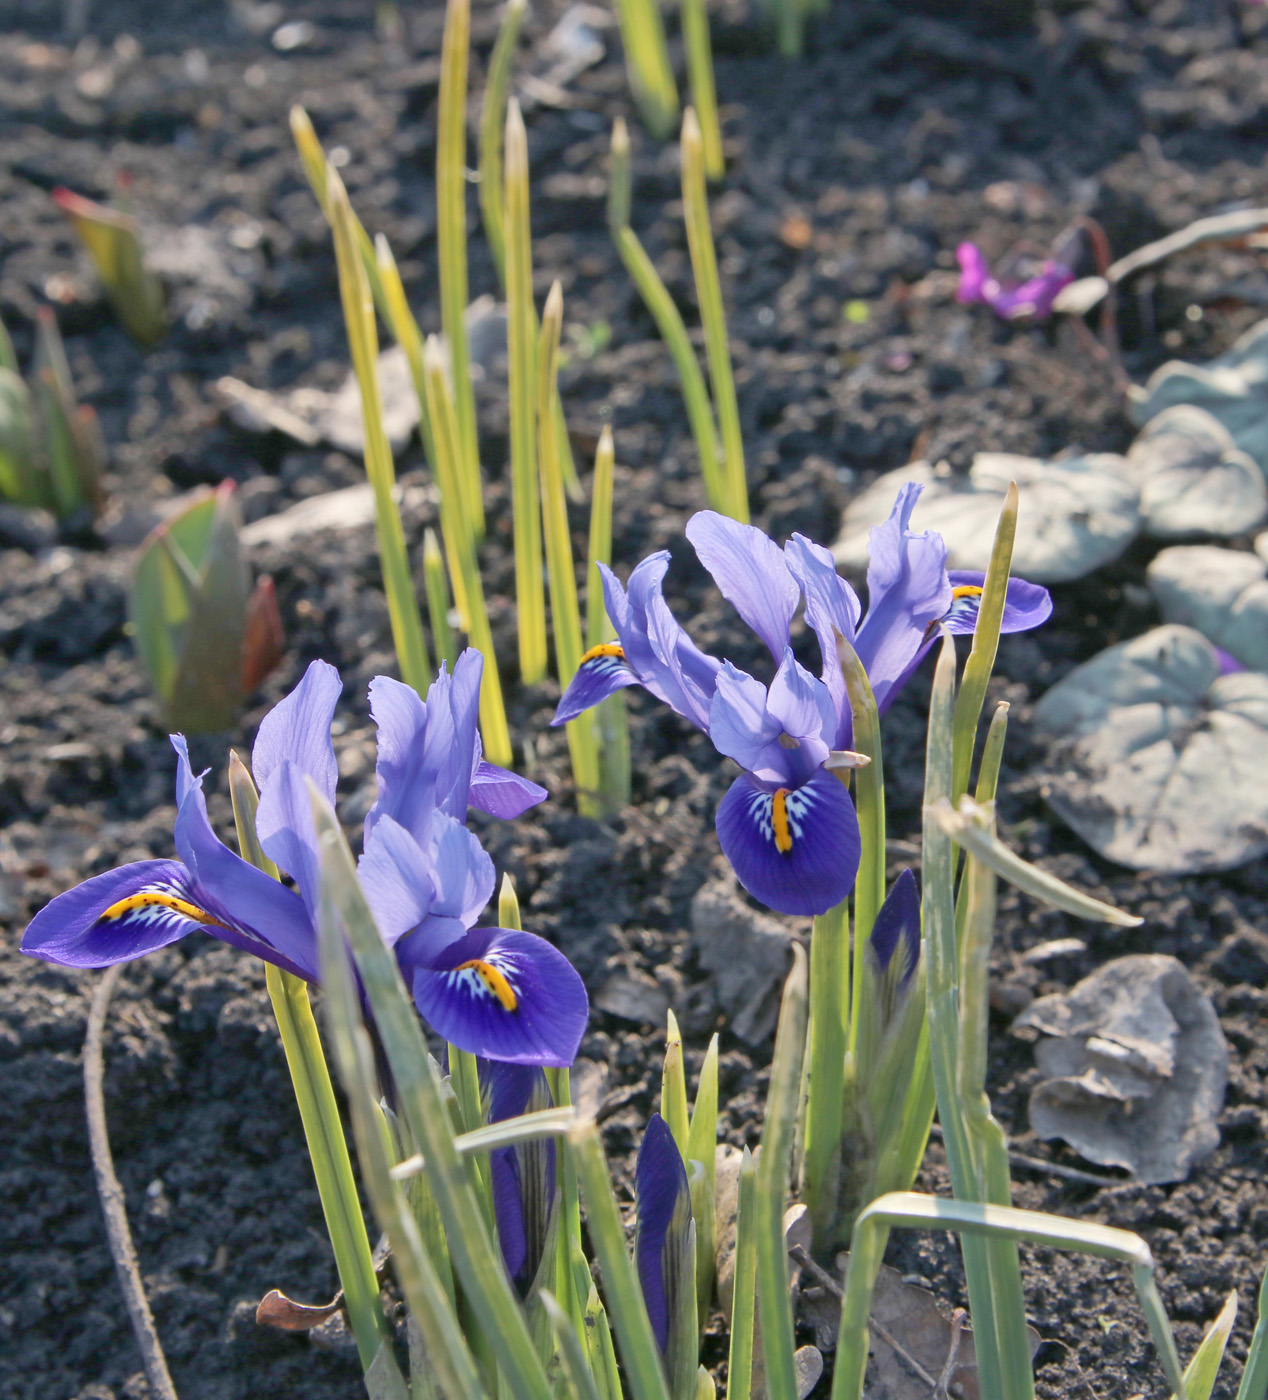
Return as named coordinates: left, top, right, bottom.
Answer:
left=855, top=483, right=952, bottom=713
left=469, top=760, right=548, bottom=818
left=21, top=860, right=212, bottom=967
left=634, top=1114, right=692, bottom=1356
left=358, top=815, right=435, bottom=945
left=171, top=737, right=319, bottom=979
left=714, top=768, right=860, bottom=916
left=784, top=533, right=862, bottom=746
left=553, top=645, right=641, bottom=725
left=365, top=674, right=452, bottom=844
left=254, top=757, right=324, bottom=927
left=251, top=659, right=341, bottom=807
left=685, top=511, right=800, bottom=663
left=407, top=927, right=588, bottom=1066
left=944, top=571, right=1053, bottom=635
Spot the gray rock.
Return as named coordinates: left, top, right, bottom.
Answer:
left=1120, top=405, right=1267, bottom=538
left=1130, top=316, right=1268, bottom=476
left=591, top=970, right=670, bottom=1025
left=832, top=454, right=1140, bottom=583
left=691, top=879, right=795, bottom=1045
left=241, top=483, right=376, bottom=548
left=1033, top=624, right=1268, bottom=871
left=1147, top=545, right=1268, bottom=671
left=0, top=503, right=57, bottom=552
left=1016, top=954, right=1227, bottom=1184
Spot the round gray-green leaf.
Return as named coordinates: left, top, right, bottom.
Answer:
left=1121, top=405, right=1266, bottom=538
left=1033, top=624, right=1268, bottom=872
left=1130, top=316, right=1268, bottom=475
left=1147, top=545, right=1268, bottom=671
left=832, top=455, right=1140, bottom=583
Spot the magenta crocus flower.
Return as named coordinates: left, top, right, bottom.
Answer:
left=23, top=651, right=588, bottom=1068
left=956, top=242, right=1074, bottom=321
left=553, top=487, right=1052, bottom=918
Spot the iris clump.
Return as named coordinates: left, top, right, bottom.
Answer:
left=22, top=649, right=587, bottom=1067
left=554, top=484, right=1050, bottom=916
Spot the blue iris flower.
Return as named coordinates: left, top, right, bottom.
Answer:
left=554, top=483, right=1051, bottom=917
left=482, top=1059, right=558, bottom=1296
left=23, top=650, right=589, bottom=1068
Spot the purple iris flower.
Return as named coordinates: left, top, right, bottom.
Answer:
left=23, top=650, right=588, bottom=1068
left=635, top=1114, right=694, bottom=1366
left=552, top=486, right=1051, bottom=919
left=956, top=242, right=1073, bottom=322
left=483, top=1060, right=557, bottom=1295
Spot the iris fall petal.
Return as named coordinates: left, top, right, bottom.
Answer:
left=715, top=767, right=860, bottom=916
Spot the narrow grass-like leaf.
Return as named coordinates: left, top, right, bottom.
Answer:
left=608, top=120, right=725, bottom=513
left=611, top=0, right=679, bottom=140
left=505, top=98, right=548, bottom=683
left=437, top=0, right=483, bottom=540
left=680, top=0, right=723, bottom=179
left=834, top=1193, right=1188, bottom=1400
left=933, top=797, right=1143, bottom=927
left=307, top=785, right=555, bottom=1400
left=570, top=1120, right=672, bottom=1400
left=755, top=945, right=808, bottom=1400
left=921, top=632, right=1006, bottom=1400
left=423, top=527, right=458, bottom=670
left=422, top=336, right=513, bottom=765
left=390, top=1107, right=577, bottom=1178
left=726, top=1147, right=758, bottom=1400
left=660, top=1009, right=690, bottom=1155
left=586, top=424, right=632, bottom=812
left=226, top=757, right=386, bottom=1373
left=327, top=164, right=432, bottom=696
left=1176, top=1291, right=1237, bottom=1400
left=313, top=855, right=490, bottom=1397
left=585, top=1279, right=625, bottom=1400
left=680, top=109, right=747, bottom=523
left=1235, top=1269, right=1268, bottom=1400
left=479, top=0, right=526, bottom=287
left=801, top=893, right=847, bottom=1246
left=951, top=484, right=1017, bottom=805
left=685, top=1033, right=718, bottom=1323
left=541, top=1290, right=604, bottom=1400
left=956, top=814, right=1033, bottom=1400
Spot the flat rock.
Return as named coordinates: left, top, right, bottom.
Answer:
left=1033, top=624, right=1268, bottom=872
left=832, top=455, right=1140, bottom=583
left=1147, top=545, right=1268, bottom=671
left=1016, top=954, right=1227, bottom=1184
left=1130, top=316, right=1268, bottom=476
left=1120, top=405, right=1267, bottom=539
left=241, top=483, right=376, bottom=548
left=691, top=878, right=795, bottom=1045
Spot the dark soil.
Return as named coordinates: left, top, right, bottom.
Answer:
left=2, top=1, right=1268, bottom=1398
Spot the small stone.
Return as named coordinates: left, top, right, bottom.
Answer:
left=691, top=879, right=795, bottom=1045
left=0, top=503, right=57, bottom=552
left=592, top=970, right=669, bottom=1025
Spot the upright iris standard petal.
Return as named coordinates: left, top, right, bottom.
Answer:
left=855, top=483, right=952, bottom=712
left=784, top=533, right=863, bottom=745
left=254, top=757, right=324, bottom=925
left=251, top=658, right=342, bottom=807
left=708, top=663, right=783, bottom=777
left=685, top=511, right=799, bottom=663
left=553, top=643, right=641, bottom=725
left=715, top=767, right=861, bottom=917
left=405, top=926, right=588, bottom=1067
left=635, top=1113, right=693, bottom=1357
left=483, top=1061, right=557, bottom=1295
left=942, top=570, right=1053, bottom=635
left=21, top=859, right=222, bottom=967
left=468, top=760, right=548, bottom=818
left=365, top=673, right=454, bottom=843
